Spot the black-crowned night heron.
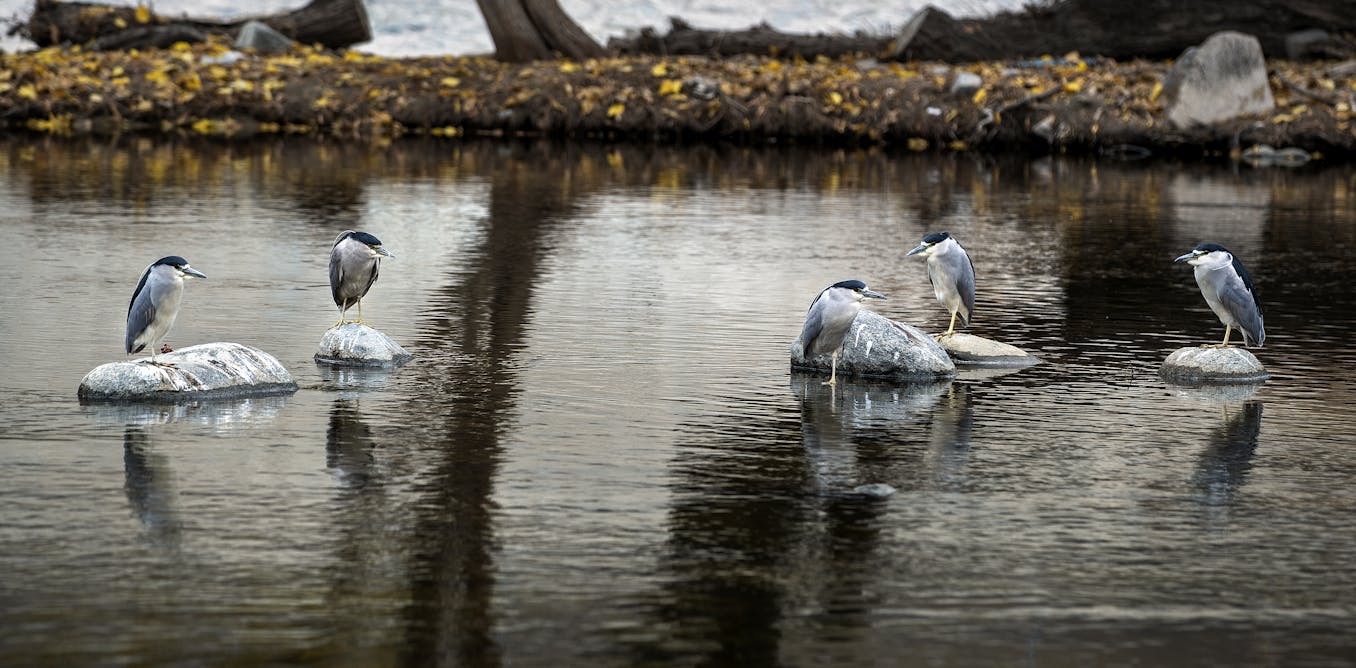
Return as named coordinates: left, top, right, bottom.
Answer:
left=1175, top=242, right=1265, bottom=347
left=125, top=256, right=207, bottom=364
left=907, top=232, right=975, bottom=337
left=329, top=230, right=393, bottom=327
left=800, top=280, right=886, bottom=385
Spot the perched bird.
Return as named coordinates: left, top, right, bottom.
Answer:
left=800, top=280, right=886, bottom=385
left=1175, top=242, right=1265, bottom=347
left=907, top=232, right=975, bottom=337
left=329, top=230, right=394, bottom=327
left=125, top=256, right=207, bottom=364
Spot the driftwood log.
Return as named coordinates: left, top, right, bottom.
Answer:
left=611, top=0, right=1356, bottom=62
left=21, top=0, right=371, bottom=50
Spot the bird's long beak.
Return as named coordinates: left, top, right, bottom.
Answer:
left=863, top=289, right=886, bottom=300
left=183, top=267, right=207, bottom=279
left=374, top=246, right=394, bottom=258
left=906, top=243, right=928, bottom=256
left=1174, top=251, right=1198, bottom=263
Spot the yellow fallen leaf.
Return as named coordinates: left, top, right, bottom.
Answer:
left=1063, top=80, right=1082, bottom=93
left=907, top=137, right=928, bottom=151
left=135, top=5, right=150, bottom=23
left=441, top=77, right=461, bottom=87
left=114, top=17, right=127, bottom=29
left=658, top=79, right=682, bottom=96
left=1150, top=81, right=1163, bottom=101
left=607, top=103, right=625, bottom=118
left=651, top=63, right=667, bottom=76
left=559, top=62, right=580, bottom=73
left=828, top=91, right=843, bottom=105
left=948, top=140, right=968, bottom=150
left=17, top=84, right=37, bottom=100
left=972, top=88, right=987, bottom=104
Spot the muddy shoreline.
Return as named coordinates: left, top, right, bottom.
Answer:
left=1, top=39, right=1352, bottom=161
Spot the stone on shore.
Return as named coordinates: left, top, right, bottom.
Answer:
left=791, top=310, right=956, bottom=382
left=78, top=342, right=298, bottom=401
left=1160, top=346, right=1269, bottom=384
left=936, top=332, right=1039, bottom=367
left=1163, top=31, right=1274, bottom=129
left=234, top=20, right=294, bottom=54
left=315, top=323, right=412, bottom=367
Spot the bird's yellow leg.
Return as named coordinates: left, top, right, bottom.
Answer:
left=823, top=350, right=839, bottom=386
left=356, top=299, right=365, bottom=325
left=946, top=311, right=958, bottom=336
left=334, top=300, right=349, bottom=328
left=1207, top=325, right=1233, bottom=348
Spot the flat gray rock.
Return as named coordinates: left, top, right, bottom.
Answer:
left=1163, top=31, right=1274, bottom=129
left=315, top=323, right=412, bottom=367
left=1160, top=346, right=1269, bottom=384
left=937, top=332, right=1039, bottom=367
left=79, top=342, right=297, bottom=402
left=791, top=310, right=955, bottom=382
left=234, top=20, right=294, bottom=54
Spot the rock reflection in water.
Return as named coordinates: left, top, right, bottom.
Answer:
left=122, top=427, right=182, bottom=549
left=1193, top=401, right=1263, bottom=510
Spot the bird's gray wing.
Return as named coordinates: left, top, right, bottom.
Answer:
left=328, top=250, right=345, bottom=306
left=1218, top=278, right=1265, bottom=345
left=125, top=268, right=157, bottom=353
left=955, top=252, right=976, bottom=324
left=800, top=295, right=827, bottom=354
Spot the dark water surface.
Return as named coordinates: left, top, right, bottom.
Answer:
left=1, top=137, right=1354, bottom=666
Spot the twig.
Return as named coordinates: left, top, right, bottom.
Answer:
left=995, top=87, right=1060, bottom=116
left=1275, top=71, right=1337, bottom=107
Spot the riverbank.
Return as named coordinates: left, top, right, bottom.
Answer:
left=2, top=38, right=1352, bottom=160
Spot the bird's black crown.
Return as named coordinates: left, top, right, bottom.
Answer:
left=1194, top=242, right=1230, bottom=254
left=922, top=232, right=950, bottom=244
left=152, top=255, right=191, bottom=268
left=344, top=231, right=384, bottom=246
left=830, top=279, right=868, bottom=290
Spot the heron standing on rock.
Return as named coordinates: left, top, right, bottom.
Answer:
left=1175, top=242, right=1265, bottom=348
left=907, top=232, right=975, bottom=338
left=330, top=230, right=394, bottom=327
left=125, top=255, right=207, bottom=365
left=800, top=280, right=886, bottom=385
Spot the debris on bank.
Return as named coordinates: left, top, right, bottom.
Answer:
left=1, top=34, right=1354, bottom=160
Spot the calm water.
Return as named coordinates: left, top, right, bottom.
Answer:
left=1, top=137, right=1355, bottom=666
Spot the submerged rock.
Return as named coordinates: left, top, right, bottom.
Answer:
left=315, top=323, right=412, bottom=367
left=78, top=342, right=297, bottom=401
left=936, top=332, right=1039, bottom=367
left=791, top=310, right=955, bottom=382
left=1163, top=31, right=1274, bottom=128
left=1160, top=346, right=1269, bottom=384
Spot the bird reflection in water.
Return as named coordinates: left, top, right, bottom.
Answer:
left=1193, top=400, right=1263, bottom=510
left=123, top=426, right=182, bottom=549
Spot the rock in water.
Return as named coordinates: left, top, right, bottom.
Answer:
left=315, top=323, right=412, bottom=367
left=1163, top=31, right=1274, bottom=129
left=791, top=310, right=955, bottom=382
left=79, top=343, right=297, bottom=401
left=936, top=332, right=1039, bottom=367
left=1160, top=347, right=1269, bottom=384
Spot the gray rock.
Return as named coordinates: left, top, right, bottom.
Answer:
left=79, top=343, right=297, bottom=402
left=937, top=332, right=1040, bottom=367
left=1163, top=31, right=1274, bottom=129
left=315, top=323, right=412, bottom=367
left=791, top=310, right=956, bottom=382
left=950, top=71, right=982, bottom=95
left=1160, top=346, right=1269, bottom=384
left=234, top=20, right=294, bottom=54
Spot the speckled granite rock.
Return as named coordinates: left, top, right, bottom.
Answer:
left=791, top=310, right=955, bottom=382
left=936, top=332, right=1039, bottom=367
left=78, top=342, right=297, bottom=401
left=315, top=323, right=412, bottom=367
left=1160, top=346, right=1268, bottom=384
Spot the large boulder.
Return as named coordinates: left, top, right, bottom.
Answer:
left=1160, top=346, right=1269, bottom=384
left=79, top=342, right=297, bottom=401
left=1163, top=31, right=1275, bottom=129
left=791, top=310, right=956, bottom=382
left=315, top=323, right=412, bottom=367
left=936, top=332, right=1039, bottom=367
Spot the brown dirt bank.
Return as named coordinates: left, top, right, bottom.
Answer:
left=1, top=39, right=1353, bottom=161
